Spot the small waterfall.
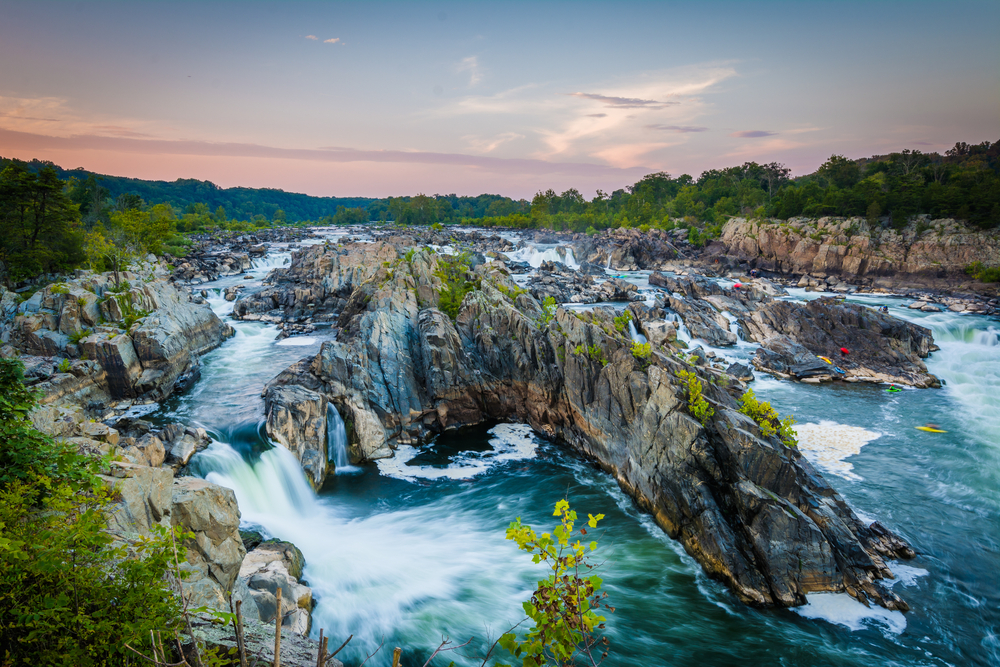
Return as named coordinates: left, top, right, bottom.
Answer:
left=563, top=247, right=580, bottom=270
left=326, top=404, right=359, bottom=474
left=605, top=254, right=612, bottom=270
left=628, top=320, right=648, bottom=344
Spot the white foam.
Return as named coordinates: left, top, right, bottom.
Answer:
left=376, top=423, right=538, bottom=482
left=886, top=561, right=929, bottom=588
left=275, top=336, right=319, bottom=346
left=793, top=420, right=881, bottom=481
left=793, top=592, right=907, bottom=634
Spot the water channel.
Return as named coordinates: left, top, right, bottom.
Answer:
left=155, top=232, right=999, bottom=666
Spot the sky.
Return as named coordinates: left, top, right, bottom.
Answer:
left=0, top=0, right=997, bottom=200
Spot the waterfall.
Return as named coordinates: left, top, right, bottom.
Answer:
left=628, top=320, right=648, bottom=344
left=605, top=254, right=612, bottom=270
left=326, top=404, right=358, bottom=474
left=563, top=247, right=580, bottom=270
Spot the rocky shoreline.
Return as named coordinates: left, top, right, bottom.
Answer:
left=3, top=217, right=997, bottom=659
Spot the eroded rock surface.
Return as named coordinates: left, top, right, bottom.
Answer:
left=264, top=239, right=915, bottom=611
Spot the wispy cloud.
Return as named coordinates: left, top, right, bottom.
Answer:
left=457, top=56, right=483, bottom=86
left=568, top=92, right=675, bottom=110
left=587, top=113, right=607, bottom=118
left=304, top=35, right=318, bottom=40
left=0, top=95, right=159, bottom=139
left=646, top=124, right=708, bottom=133
left=731, top=130, right=776, bottom=138
left=324, top=38, right=340, bottom=44
left=463, top=132, right=523, bottom=153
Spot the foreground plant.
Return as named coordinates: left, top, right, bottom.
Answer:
left=499, top=500, right=612, bottom=667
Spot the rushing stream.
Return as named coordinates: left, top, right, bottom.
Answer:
left=156, top=236, right=999, bottom=666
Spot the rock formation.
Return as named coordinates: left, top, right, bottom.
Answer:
left=263, top=239, right=916, bottom=611
left=720, top=216, right=1000, bottom=290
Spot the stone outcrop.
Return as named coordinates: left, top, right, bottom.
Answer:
left=237, top=541, right=313, bottom=635
left=265, top=240, right=916, bottom=611
left=264, top=384, right=329, bottom=489
left=744, top=297, right=938, bottom=387
left=574, top=228, right=680, bottom=270
left=3, top=270, right=232, bottom=406
left=720, top=216, right=1000, bottom=291
left=171, top=477, right=248, bottom=611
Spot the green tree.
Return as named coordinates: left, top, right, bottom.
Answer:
left=500, top=500, right=611, bottom=667
left=818, top=154, right=862, bottom=189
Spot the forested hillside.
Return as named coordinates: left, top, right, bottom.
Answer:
left=1, top=140, right=996, bottom=285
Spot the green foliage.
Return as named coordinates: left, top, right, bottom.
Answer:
left=114, top=292, right=150, bottom=330
left=0, top=357, right=185, bottom=664
left=436, top=252, right=480, bottom=320
left=630, top=341, right=652, bottom=363
left=497, top=282, right=528, bottom=301
left=68, top=328, right=90, bottom=345
left=612, top=310, right=632, bottom=335
left=677, top=368, right=714, bottom=426
left=737, top=388, right=798, bottom=447
left=965, top=261, right=1000, bottom=283
left=538, top=296, right=558, bottom=326
left=586, top=344, right=607, bottom=366
left=57, top=358, right=71, bottom=373
left=499, top=500, right=611, bottom=667
left=573, top=345, right=584, bottom=356
left=403, top=247, right=417, bottom=263
left=50, top=282, right=70, bottom=295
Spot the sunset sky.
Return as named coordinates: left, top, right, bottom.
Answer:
left=1, top=0, right=997, bottom=199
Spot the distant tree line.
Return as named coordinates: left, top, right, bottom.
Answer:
left=2, top=140, right=997, bottom=284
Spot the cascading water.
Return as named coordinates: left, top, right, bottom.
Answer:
left=628, top=320, right=647, bottom=344
left=160, top=232, right=1000, bottom=667
left=326, top=404, right=360, bottom=474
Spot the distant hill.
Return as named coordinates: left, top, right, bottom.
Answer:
left=1, top=157, right=373, bottom=223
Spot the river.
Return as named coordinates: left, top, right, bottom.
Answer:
left=154, top=233, right=999, bottom=666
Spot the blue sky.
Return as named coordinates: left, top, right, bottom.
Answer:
left=0, top=1, right=997, bottom=198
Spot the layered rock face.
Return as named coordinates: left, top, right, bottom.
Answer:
left=266, top=241, right=915, bottom=611
left=2, top=270, right=232, bottom=404
left=720, top=216, right=1000, bottom=288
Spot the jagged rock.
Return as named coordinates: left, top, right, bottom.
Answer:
left=238, top=541, right=312, bottom=635
left=726, top=362, right=755, bottom=382
left=265, top=246, right=915, bottom=611
left=171, top=477, right=247, bottom=611
left=101, top=461, right=174, bottom=538
left=743, top=297, right=938, bottom=387
left=667, top=296, right=736, bottom=347
left=264, top=384, right=328, bottom=489
left=641, top=320, right=677, bottom=346
left=752, top=336, right=839, bottom=380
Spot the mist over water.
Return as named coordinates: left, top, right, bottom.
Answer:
left=163, top=235, right=999, bottom=666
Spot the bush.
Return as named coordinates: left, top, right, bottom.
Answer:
left=500, top=500, right=612, bottom=666
left=965, top=261, right=1000, bottom=283
left=538, top=296, right=558, bottom=326
left=677, top=368, right=713, bottom=426
left=737, top=388, right=797, bottom=447
left=631, top=341, right=651, bottom=363
left=50, top=282, right=70, bottom=295
left=587, top=344, right=607, bottom=366
left=0, top=357, right=185, bottom=664
left=436, top=252, right=480, bottom=320
left=612, top=310, right=632, bottom=335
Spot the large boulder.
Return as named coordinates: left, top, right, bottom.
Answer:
left=264, top=384, right=328, bottom=489
left=238, top=541, right=312, bottom=635
left=171, top=477, right=247, bottom=611
left=265, top=248, right=916, bottom=612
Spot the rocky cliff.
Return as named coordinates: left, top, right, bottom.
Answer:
left=720, top=216, right=1000, bottom=291
left=262, top=240, right=915, bottom=611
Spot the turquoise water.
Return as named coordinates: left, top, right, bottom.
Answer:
left=162, top=250, right=999, bottom=667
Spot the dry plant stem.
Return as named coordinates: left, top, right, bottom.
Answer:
left=358, top=636, right=385, bottom=667
left=273, top=587, right=283, bottom=667
left=326, top=634, right=353, bottom=663
left=478, top=621, right=525, bottom=667
left=392, top=647, right=402, bottom=667
left=315, top=629, right=326, bottom=667
left=170, top=528, right=204, bottom=667
left=234, top=599, right=249, bottom=667
left=124, top=642, right=189, bottom=666
left=420, top=637, right=473, bottom=667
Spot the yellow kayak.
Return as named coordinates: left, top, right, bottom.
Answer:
left=915, top=426, right=947, bottom=433
left=818, top=356, right=833, bottom=364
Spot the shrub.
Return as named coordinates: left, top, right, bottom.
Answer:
left=56, top=358, right=71, bottom=373
left=500, top=500, right=612, bottom=666
left=68, top=328, right=91, bottom=345
left=613, top=310, right=632, bottom=335
left=538, top=296, right=558, bottom=326
left=965, top=261, right=1000, bottom=283
left=0, top=357, right=185, bottom=664
left=587, top=344, right=607, bottom=366
left=50, top=282, right=70, bottom=295
left=677, top=368, right=714, bottom=426
left=436, top=252, right=480, bottom=320
left=631, top=341, right=652, bottom=363
left=737, top=388, right=797, bottom=447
